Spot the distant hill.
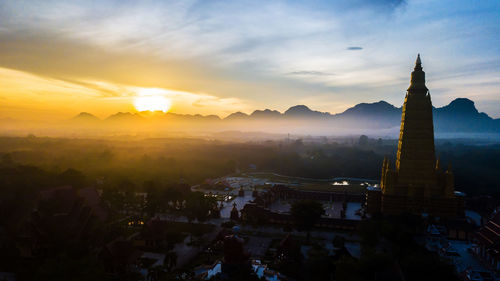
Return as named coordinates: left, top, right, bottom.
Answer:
left=284, top=105, right=331, bottom=118
left=332, top=101, right=402, bottom=128
left=164, top=113, right=220, bottom=121
left=434, top=98, right=498, bottom=132
left=137, top=110, right=167, bottom=118
left=72, top=112, right=100, bottom=121
left=225, top=98, right=499, bottom=132
left=225, top=112, right=249, bottom=120
left=337, top=101, right=400, bottom=119
left=251, top=109, right=282, bottom=119
left=105, top=112, right=143, bottom=122
left=331, top=98, right=499, bottom=132
left=66, top=98, right=499, bottom=134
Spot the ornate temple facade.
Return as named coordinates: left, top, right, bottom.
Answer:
left=366, top=55, right=464, bottom=218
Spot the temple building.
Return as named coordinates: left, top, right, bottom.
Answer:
left=366, top=55, right=464, bottom=218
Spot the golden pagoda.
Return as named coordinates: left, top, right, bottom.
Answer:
left=367, top=55, right=464, bottom=218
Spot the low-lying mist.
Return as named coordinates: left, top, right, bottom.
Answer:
left=1, top=135, right=499, bottom=201
left=2, top=117, right=500, bottom=141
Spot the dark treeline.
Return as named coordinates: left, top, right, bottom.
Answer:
left=0, top=162, right=218, bottom=280
left=0, top=136, right=499, bottom=200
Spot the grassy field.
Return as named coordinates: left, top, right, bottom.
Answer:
left=297, top=182, right=367, bottom=193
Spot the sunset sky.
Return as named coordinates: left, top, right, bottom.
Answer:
left=1, top=0, right=500, bottom=120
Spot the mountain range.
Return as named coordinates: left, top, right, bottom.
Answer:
left=70, top=98, right=500, bottom=134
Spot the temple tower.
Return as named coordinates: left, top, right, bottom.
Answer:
left=372, top=55, right=464, bottom=218
left=396, top=54, right=437, bottom=193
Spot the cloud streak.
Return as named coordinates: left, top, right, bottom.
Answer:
left=287, top=71, right=334, bottom=76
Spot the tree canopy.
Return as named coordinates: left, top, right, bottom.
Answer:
left=290, top=200, right=325, bottom=241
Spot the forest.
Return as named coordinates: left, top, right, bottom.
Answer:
left=0, top=135, right=499, bottom=201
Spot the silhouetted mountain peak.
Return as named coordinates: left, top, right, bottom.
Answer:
left=72, top=112, right=100, bottom=121
left=204, top=114, right=221, bottom=121
left=440, top=98, right=478, bottom=115
left=433, top=98, right=496, bottom=132
left=106, top=112, right=143, bottom=121
left=74, top=112, right=98, bottom=118
left=65, top=96, right=498, bottom=133
left=341, top=101, right=400, bottom=116
left=225, top=111, right=249, bottom=120
left=285, top=105, right=311, bottom=114
left=284, top=105, right=330, bottom=118
left=251, top=109, right=282, bottom=118
left=138, top=110, right=167, bottom=118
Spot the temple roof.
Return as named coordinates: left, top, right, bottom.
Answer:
left=476, top=212, right=500, bottom=258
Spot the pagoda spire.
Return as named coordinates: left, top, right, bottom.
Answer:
left=408, top=53, right=427, bottom=93
left=415, top=53, right=422, bottom=69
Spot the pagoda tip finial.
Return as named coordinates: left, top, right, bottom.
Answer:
left=416, top=54, right=421, bottom=65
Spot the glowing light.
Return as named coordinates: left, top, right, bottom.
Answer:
left=332, top=181, right=349, bottom=186
left=133, top=94, right=172, bottom=112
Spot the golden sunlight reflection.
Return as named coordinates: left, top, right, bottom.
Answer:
left=133, top=90, right=172, bottom=112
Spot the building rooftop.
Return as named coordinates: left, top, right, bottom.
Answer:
left=366, top=186, right=381, bottom=191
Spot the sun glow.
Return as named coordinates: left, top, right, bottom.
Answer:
left=133, top=94, right=172, bottom=112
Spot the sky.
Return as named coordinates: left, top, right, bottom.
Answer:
left=1, top=0, right=500, bottom=120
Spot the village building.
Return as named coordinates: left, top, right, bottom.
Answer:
left=473, top=211, right=500, bottom=271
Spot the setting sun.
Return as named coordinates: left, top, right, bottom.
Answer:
left=133, top=95, right=172, bottom=112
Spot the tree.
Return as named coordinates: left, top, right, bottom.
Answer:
left=101, top=186, right=125, bottom=214
left=118, top=179, right=137, bottom=214
left=358, top=135, right=369, bottom=146
left=1, top=153, right=14, bottom=166
left=184, top=191, right=217, bottom=223
left=304, top=245, right=334, bottom=281
left=334, top=256, right=362, bottom=281
left=144, top=180, right=162, bottom=218
left=290, top=200, right=324, bottom=242
left=58, top=168, right=86, bottom=189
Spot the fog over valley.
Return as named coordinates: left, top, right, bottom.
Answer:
left=2, top=97, right=499, bottom=140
